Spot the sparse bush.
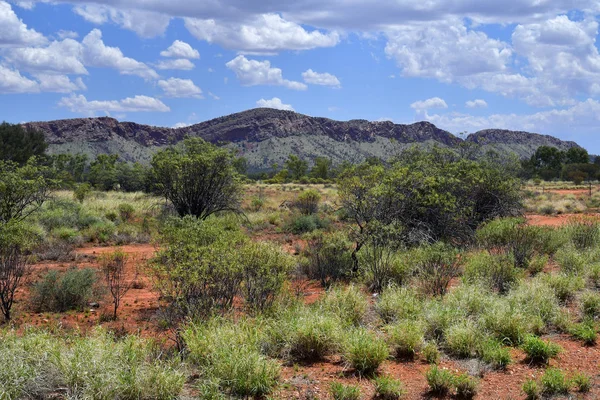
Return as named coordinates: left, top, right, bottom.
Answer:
left=554, top=245, right=587, bottom=275
left=581, top=291, right=600, bottom=318
left=453, top=373, right=478, bottom=399
left=444, top=320, right=481, bottom=358
left=527, top=254, right=548, bottom=275
left=386, top=320, right=424, bottom=359
left=294, top=189, right=321, bottom=215
left=540, top=367, right=570, bottom=396
left=571, top=371, right=591, bottom=392
left=522, top=379, right=540, bottom=400
left=478, top=339, right=511, bottom=369
left=99, top=249, right=135, bottom=320
left=567, top=218, right=600, bottom=249
left=303, top=231, right=353, bottom=287
left=330, top=382, right=360, bottom=400
left=569, top=321, right=596, bottom=345
left=544, top=273, right=585, bottom=303
left=31, top=268, right=97, bottom=313
left=343, top=328, right=389, bottom=375
left=73, top=183, right=91, bottom=203
left=376, top=286, right=423, bottom=323
left=521, top=335, right=561, bottom=364
left=414, top=243, right=460, bottom=297
left=422, top=342, right=440, bottom=364
left=373, top=375, right=405, bottom=399
left=425, top=366, right=454, bottom=396
left=288, top=214, right=329, bottom=234
left=320, top=285, right=368, bottom=327
left=118, top=203, right=135, bottom=221
left=463, top=251, right=520, bottom=293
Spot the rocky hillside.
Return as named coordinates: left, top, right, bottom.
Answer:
left=24, top=108, right=582, bottom=171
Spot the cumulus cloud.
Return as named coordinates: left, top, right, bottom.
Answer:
left=0, top=65, right=39, bottom=93
left=0, top=65, right=85, bottom=94
left=256, top=97, right=294, bottom=111
left=173, top=122, right=190, bottom=128
left=4, top=38, right=88, bottom=75
left=465, top=99, right=488, bottom=108
left=160, top=40, right=199, bottom=59
left=81, top=29, right=158, bottom=80
left=226, top=55, right=307, bottom=90
left=57, top=30, right=79, bottom=39
left=0, top=0, right=46, bottom=47
left=157, top=78, right=202, bottom=98
left=155, top=59, right=195, bottom=70
left=58, top=94, right=170, bottom=114
left=410, top=97, right=448, bottom=111
left=184, top=13, right=339, bottom=54
left=73, top=4, right=171, bottom=38
left=36, top=74, right=86, bottom=92
left=301, top=69, right=341, bottom=87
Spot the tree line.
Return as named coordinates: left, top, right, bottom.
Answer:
left=521, top=146, right=599, bottom=183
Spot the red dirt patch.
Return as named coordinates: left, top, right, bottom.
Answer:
left=526, top=213, right=600, bottom=227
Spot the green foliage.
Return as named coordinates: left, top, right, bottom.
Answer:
left=88, top=154, right=120, bottom=190
left=31, top=268, right=97, bottom=313
left=358, top=222, right=406, bottom=291
left=540, top=367, right=570, bottom=396
left=414, top=243, right=460, bottom=297
left=375, top=287, right=423, bottom=323
left=288, top=214, right=329, bottom=233
left=320, top=285, right=368, bottom=327
left=478, top=339, right=511, bottom=369
left=330, top=382, right=361, bottom=400
left=463, top=250, right=520, bottom=293
left=342, top=328, right=389, bottom=375
left=567, top=218, right=600, bottom=249
left=284, top=154, right=308, bottom=181
left=386, top=320, right=424, bottom=359
left=571, top=371, right=592, bottom=392
left=425, top=366, right=454, bottom=396
left=73, top=183, right=91, bottom=203
left=554, top=245, right=587, bottom=274
left=0, top=122, right=47, bottom=165
left=544, top=273, right=585, bottom=303
left=521, top=335, right=561, bottom=364
left=373, top=376, right=405, bottom=399
left=303, top=230, right=353, bottom=287
left=422, top=342, right=440, bottom=364
left=569, top=321, right=596, bottom=345
left=118, top=203, right=135, bottom=221
left=580, top=291, right=600, bottom=318
left=453, top=373, right=479, bottom=399
left=294, top=189, right=321, bottom=215
left=444, top=320, right=481, bottom=358
left=522, top=379, right=540, bottom=400
left=152, top=137, right=242, bottom=220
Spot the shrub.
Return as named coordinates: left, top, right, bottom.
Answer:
left=571, top=371, right=591, bottom=392
left=342, top=328, right=389, bottom=375
left=302, top=231, right=353, bottom=287
left=581, top=291, right=600, bottom=318
left=320, top=285, right=368, bottom=327
left=521, top=335, right=561, bottom=364
left=425, top=366, right=454, bottom=396
left=478, top=339, right=511, bottom=369
left=375, top=287, right=422, bottom=323
left=422, top=342, right=440, bottom=364
left=544, top=273, right=585, bottom=303
left=288, top=214, right=329, bottom=234
left=444, top=320, right=481, bottom=358
left=373, top=376, right=405, bottom=399
left=522, top=379, right=540, bottom=400
left=118, top=203, right=135, bottom=221
left=250, top=196, right=265, bottom=212
left=294, top=189, right=321, bottom=215
left=386, top=320, right=424, bottom=359
left=540, top=367, right=570, bottom=396
left=73, top=183, right=91, bottom=203
left=527, top=254, right=548, bottom=275
left=453, top=373, right=478, bottom=399
left=569, top=321, right=596, bottom=345
left=414, top=243, right=460, bottom=297
left=330, top=382, right=360, bottom=400
left=31, top=268, right=97, bottom=313
left=462, top=251, right=520, bottom=293
left=567, top=218, right=600, bottom=249
left=239, top=242, right=294, bottom=311
left=554, top=245, right=587, bottom=275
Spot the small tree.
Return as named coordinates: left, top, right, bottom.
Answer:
left=100, top=249, right=136, bottom=320
left=0, top=243, right=29, bottom=322
left=285, top=154, right=308, bottom=181
left=0, top=122, right=47, bottom=165
left=152, top=138, right=243, bottom=220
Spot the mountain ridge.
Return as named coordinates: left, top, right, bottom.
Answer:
left=23, top=108, right=582, bottom=171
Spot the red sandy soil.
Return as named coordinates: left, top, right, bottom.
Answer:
left=543, top=189, right=594, bottom=196
left=526, top=213, right=600, bottom=227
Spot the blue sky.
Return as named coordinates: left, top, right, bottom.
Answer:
left=2, top=1, right=600, bottom=153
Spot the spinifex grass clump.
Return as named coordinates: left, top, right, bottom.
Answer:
left=521, top=335, right=562, bottom=364
left=342, top=328, right=389, bottom=375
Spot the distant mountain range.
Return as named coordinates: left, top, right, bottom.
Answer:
left=24, top=108, right=582, bottom=171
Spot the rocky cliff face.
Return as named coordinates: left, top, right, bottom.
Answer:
left=25, top=108, right=582, bottom=169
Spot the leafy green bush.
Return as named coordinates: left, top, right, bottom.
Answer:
left=571, top=371, right=591, bottom=392
left=478, top=339, right=511, bottom=369
left=453, top=373, right=478, bottom=399
left=373, top=375, right=405, bottom=399
left=330, top=382, right=360, bottom=400
left=540, top=367, right=570, bottom=396
left=581, top=291, right=600, bottom=318
left=414, top=243, right=460, bottom=297
left=521, top=335, right=561, bottom=364
left=342, top=328, right=389, bottom=375
left=302, top=231, right=353, bottom=287
left=569, top=321, right=596, bottom=345
left=31, top=268, right=97, bottom=312
left=288, top=214, right=329, bottom=234
left=554, top=245, right=587, bottom=275
left=567, top=218, right=600, bottom=249
left=320, top=285, right=368, bottom=327
left=444, top=320, right=481, bottom=358
left=386, top=320, right=424, bottom=359
left=422, top=342, right=440, bottom=364
left=543, top=273, right=585, bottom=303
left=522, top=379, right=540, bottom=400
left=425, top=366, right=454, bottom=396
left=462, top=251, right=520, bottom=293
left=118, top=203, right=135, bottom=221
left=376, top=287, right=423, bottom=323
left=294, top=189, right=321, bottom=215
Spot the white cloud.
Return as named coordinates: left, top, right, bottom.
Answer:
left=184, top=13, right=339, bottom=54
left=73, top=4, right=170, bottom=38
left=157, top=78, right=202, bottom=98
left=465, top=99, right=488, bottom=108
left=160, top=40, right=199, bottom=59
left=301, top=69, right=341, bottom=87
left=35, top=74, right=86, bottom=93
left=0, top=65, right=38, bottom=93
left=81, top=29, right=158, bottom=79
left=410, top=97, right=448, bottom=111
left=385, top=19, right=512, bottom=83
left=57, top=30, right=79, bottom=39
left=226, top=55, right=306, bottom=90
left=58, top=94, right=170, bottom=114
left=5, top=38, right=88, bottom=75
left=208, top=91, right=220, bottom=100
left=173, top=122, right=190, bottom=128
left=256, top=97, right=295, bottom=111
left=155, top=59, right=195, bottom=70
left=0, top=0, right=46, bottom=47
